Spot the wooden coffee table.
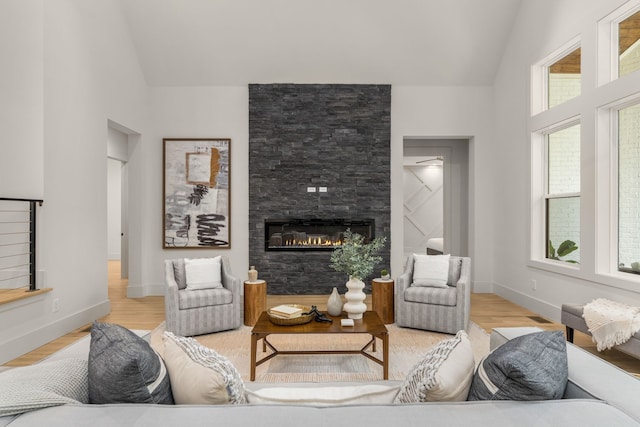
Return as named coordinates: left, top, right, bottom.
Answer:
left=250, top=310, right=389, bottom=381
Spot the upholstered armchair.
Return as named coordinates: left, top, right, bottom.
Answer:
left=395, top=254, right=471, bottom=334
left=164, top=256, right=243, bottom=336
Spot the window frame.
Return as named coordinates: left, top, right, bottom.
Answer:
left=529, top=1, right=640, bottom=289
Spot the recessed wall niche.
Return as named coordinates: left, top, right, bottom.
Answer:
left=249, top=84, right=391, bottom=294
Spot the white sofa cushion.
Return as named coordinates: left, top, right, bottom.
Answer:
left=162, top=332, right=246, bottom=404
left=395, top=330, right=474, bottom=402
left=246, top=384, right=400, bottom=405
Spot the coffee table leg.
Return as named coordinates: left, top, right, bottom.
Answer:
left=382, top=333, right=389, bottom=380
left=250, top=332, right=257, bottom=381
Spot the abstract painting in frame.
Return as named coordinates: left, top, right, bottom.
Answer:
left=163, top=138, right=231, bottom=249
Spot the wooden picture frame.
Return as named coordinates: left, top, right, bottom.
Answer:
left=163, top=138, right=231, bottom=249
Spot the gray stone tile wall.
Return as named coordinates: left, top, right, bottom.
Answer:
left=249, top=84, right=391, bottom=295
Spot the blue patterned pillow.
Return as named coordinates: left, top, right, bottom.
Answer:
left=467, top=331, right=567, bottom=401
left=88, top=322, right=173, bottom=404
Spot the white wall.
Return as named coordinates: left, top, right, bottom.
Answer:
left=391, top=86, right=495, bottom=290
left=138, top=86, right=250, bottom=296
left=492, top=0, right=640, bottom=321
left=140, top=86, right=493, bottom=293
left=107, top=158, right=122, bottom=260
left=0, top=0, right=43, bottom=199
left=0, top=0, right=149, bottom=364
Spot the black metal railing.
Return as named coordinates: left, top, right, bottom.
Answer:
left=0, top=197, right=43, bottom=292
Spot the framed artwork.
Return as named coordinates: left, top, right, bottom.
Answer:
left=163, top=138, right=231, bottom=249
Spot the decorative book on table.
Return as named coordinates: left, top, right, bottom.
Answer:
left=270, top=305, right=304, bottom=318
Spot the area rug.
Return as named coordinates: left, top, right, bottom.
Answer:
left=150, top=322, right=489, bottom=383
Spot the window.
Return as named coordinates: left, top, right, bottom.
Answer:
left=617, top=102, right=640, bottom=274
left=545, top=124, right=581, bottom=264
left=618, top=10, right=640, bottom=78
left=548, top=47, right=581, bottom=109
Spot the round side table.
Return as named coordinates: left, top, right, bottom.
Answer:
left=371, top=278, right=394, bottom=324
left=244, top=279, right=267, bottom=326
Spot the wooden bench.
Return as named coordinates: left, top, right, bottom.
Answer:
left=561, top=303, right=640, bottom=360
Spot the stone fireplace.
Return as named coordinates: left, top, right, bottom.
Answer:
left=249, top=84, right=391, bottom=294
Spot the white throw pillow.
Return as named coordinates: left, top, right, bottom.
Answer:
left=246, top=384, right=400, bottom=405
left=162, top=332, right=245, bottom=404
left=394, top=330, right=475, bottom=403
left=163, top=337, right=229, bottom=404
left=412, top=253, right=450, bottom=288
left=184, top=256, right=222, bottom=290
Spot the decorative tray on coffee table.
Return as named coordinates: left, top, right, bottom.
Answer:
left=267, top=304, right=313, bottom=326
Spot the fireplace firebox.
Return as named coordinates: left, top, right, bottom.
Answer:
left=264, top=219, right=374, bottom=251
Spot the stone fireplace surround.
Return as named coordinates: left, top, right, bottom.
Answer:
left=249, top=84, right=391, bottom=295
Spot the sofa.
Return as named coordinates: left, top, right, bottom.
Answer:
left=1, top=326, right=639, bottom=427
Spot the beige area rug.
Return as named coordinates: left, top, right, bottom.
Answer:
left=151, top=322, right=489, bottom=383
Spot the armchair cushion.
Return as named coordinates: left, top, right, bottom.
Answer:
left=184, top=257, right=222, bottom=290
left=173, top=258, right=187, bottom=290
left=447, top=257, right=463, bottom=286
left=404, top=286, right=457, bottom=307
left=412, top=254, right=450, bottom=288
left=178, top=288, right=234, bottom=310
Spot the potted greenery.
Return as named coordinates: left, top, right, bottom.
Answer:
left=548, top=240, right=579, bottom=263
left=381, top=269, right=390, bottom=280
left=330, top=229, right=386, bottom=319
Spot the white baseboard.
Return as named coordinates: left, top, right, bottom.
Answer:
left=0, top=299, right=111, bottom=365
left=127, top=283, right=165, bottom=298
left=492, top=282, right=561, bottom=322
left=472, top=281, right=494, bottom=293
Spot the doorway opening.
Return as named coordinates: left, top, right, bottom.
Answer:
left=107, top=120, right=138, bottom=282
left=403, top=138, right=469, bottom=259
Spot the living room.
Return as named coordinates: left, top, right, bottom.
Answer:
left=1, top=0, right=640, bottom=379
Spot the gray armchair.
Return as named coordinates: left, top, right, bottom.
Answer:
left=395, top=255, right=471, bottom=334
left=164, top=256, right=243, bottom=336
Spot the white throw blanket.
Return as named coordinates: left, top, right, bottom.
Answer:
left=582, top=298, right=640, bottom=351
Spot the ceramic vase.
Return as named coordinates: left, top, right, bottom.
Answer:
left=248, top=266, right=258, bottom=282
left=343, top=276, right=367, bottom=319
left=327, top=287, right=343, bottom=316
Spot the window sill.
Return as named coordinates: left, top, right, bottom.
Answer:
left=528, top=259, right=640, bottom=292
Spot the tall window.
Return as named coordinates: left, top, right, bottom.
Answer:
left=618, top=10, right=640, bottom=78
left=548, top=47, right=581, bottom=109
left=545, top=124, right=580, bottom=263
left=618, top=103, right=640, bottom=274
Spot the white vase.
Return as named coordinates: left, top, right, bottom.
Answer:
left=327, top=287, right=343, bottom=316
left=248, top=266, right=258, bottom=282
left=343, top=276, right=367, bottom=319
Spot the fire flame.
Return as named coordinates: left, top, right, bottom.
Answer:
left=284, top=236, right=342, bottom=246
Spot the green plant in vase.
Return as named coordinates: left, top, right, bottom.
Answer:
left=330, top=229, right=386, bottom=319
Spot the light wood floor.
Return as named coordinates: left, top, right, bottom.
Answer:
left=4, top=260, right=640, bottom=377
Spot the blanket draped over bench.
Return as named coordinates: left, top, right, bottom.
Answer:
left=583, top=298, right=640, bottom=351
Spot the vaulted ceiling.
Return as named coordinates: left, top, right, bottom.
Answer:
left=119, top=0, right=522, bottom=86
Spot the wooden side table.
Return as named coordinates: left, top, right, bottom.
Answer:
left=244, top=280, right=267, bottom=326
left=371, top=278, right=394, bottom=324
